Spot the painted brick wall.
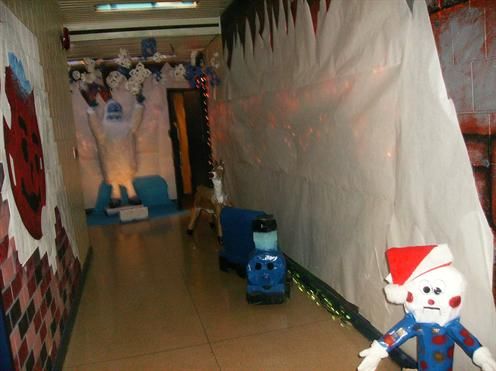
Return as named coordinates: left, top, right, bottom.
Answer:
left=1, top=163, right=81, bottom=369
left=0, top=0, right=89, bottom=369
left=430, top=0, right=496, bottom=301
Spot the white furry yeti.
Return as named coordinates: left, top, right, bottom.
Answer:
left=87, top=99, right=144, bottom=208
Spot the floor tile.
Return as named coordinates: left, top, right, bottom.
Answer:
left=64, top=344, right=219, bottom=371
left=190, top=281, right=331, bottom=342
left=211, top=320, right=399, bottom=371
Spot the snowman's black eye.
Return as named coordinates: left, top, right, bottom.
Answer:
left=434, top=287, right=442, bottom=295
left=423, top=286, right=431, bottom=294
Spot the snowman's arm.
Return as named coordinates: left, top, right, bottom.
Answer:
left=447, top=321, right=496, bottom=370
left=131, top=103, right=144, bottom=134
left=447, top=321, right=482, bottom=358
left=376, top=313, right=417, bottom=352
left=358, top=314, right=417, bottom=371
left=87, top=107, right=105, bottom=141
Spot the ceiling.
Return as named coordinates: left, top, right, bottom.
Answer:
left=58, top=0, right=233, bottom=62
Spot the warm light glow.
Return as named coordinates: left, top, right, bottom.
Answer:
left=95, top=2, right=198, bottom=12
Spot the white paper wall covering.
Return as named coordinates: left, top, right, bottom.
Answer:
left=0, top=2, right=78, bottom=268
left=210, top=0, right=496, bottom=368
left=71, top=67, right=189, bottom=208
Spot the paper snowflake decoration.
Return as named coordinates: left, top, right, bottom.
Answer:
left=152, top=52, right=164, bottom=63
left=116, top=48, right=132, bottom=69
left=72, top=70, right=81, bottom=81
left=129, top=62, right=151, bottom=84
left=174, top=64, right=186, bottom=80
left=210, top=52, right=221, bottom=69
left=83, top=57, right=96, bottom=72
left=106, top=70, right=124, bottom=89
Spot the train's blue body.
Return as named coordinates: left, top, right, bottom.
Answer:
left=219, top=207, right=264, bottom=277
left=246, top=216, right=289, bottom=304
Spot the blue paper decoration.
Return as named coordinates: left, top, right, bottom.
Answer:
left=141, top=38, right=157, bottom=59
left=8, top=53, right=32, bottom=96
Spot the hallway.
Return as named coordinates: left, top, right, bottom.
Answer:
left=63, top=214, right=397, bottom=370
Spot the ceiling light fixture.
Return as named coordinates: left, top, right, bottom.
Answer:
left=96, top=2, right=198, bottom=12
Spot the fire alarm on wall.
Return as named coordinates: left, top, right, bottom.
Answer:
left=61, top=27, right=70, bottom=50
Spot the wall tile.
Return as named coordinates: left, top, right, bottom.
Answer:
left=442, top=63, right=474, bottom=112
left=473, top=59, right=496, bottom=111
left=459, top=113, right=490, bottom=135
left=1, top=256, right=16, bottom=285
left=491, top=142, right=496, bottom=229
left=470, top=0, right=496, bottom=8
left=451, top=6, right=485, bottom=64
left=487, top=8, right=496, bottom=58
left=474, top=167, right=491, bottom=216
left=465, top=136, right=490, bottom=167
left=432, top=11, right=453, bottom=66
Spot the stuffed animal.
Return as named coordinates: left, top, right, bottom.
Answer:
left=358, top=244, right=496, bottom=371
left=187, top=160, right=229, bottom=243
left=87, top=99, right=144, bottom=208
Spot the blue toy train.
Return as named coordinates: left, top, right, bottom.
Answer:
left=246, top=215, right=290, bottom=304
left=218, top=208, right=290, bottom=304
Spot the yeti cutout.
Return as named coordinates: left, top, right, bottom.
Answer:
left=358, top=244, right=496, bottom=371
left=87, top=100, right=144, bottom=207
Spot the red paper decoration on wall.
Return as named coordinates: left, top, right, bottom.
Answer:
left=3, top=64, right=46, bottom=240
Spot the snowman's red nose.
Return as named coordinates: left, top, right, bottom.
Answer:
left=428, top=299, right=435, bottom=305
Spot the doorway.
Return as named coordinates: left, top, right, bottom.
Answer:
left=167, top=88, right=212, bottom=209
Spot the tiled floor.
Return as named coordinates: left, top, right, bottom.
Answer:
left=63, top=214, right=399, bottom=370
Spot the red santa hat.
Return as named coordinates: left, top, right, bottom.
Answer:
left=384, top=244, right=453, bottom=304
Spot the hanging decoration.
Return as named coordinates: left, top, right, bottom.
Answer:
left=141, top=38, right=157, bottom=59
left=210, top=51, right=221, bottom=69
left=185, top=50, right=221, bottom=88
left=140, top=38, right=164, bottom=81
left=67, top=43, right=221, bottom=105
left=116, top=48, right=132, bottom=69
left=106, top=70, right=125, bottom=89
left=152, top=52, right=165, bottom=63
left=174, top=64, right=187, bottom=81
left=126, top=62, right=151, bottom=96
left=195, top=73, right=213, bottom=169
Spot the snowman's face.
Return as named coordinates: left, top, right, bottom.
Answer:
left=403, top=266, right=465, bottom=326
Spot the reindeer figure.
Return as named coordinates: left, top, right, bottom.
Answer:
left=187, top=160, right=229, bottom=243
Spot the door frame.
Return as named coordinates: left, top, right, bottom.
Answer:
left=167, top=87, right=213, bottom=209
left=167, top=88, right=188, bottom=209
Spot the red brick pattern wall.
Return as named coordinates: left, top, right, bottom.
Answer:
left=430, top=0, right=496, bottom=301
left=0, top=164, right=81, bottom=370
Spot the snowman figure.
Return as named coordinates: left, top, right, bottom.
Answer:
left=358, top=244, right=496, bottom=371
left=87, top=99, right=144, bottom=208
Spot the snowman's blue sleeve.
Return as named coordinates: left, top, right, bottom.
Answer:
left=377, top=313, right=417, bottom=352
left=446, top=319, right=482, bottom=357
